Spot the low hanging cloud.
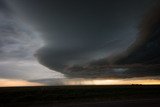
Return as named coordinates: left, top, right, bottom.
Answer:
left=6, top=0, right=160, bottom=78
left=65, top=1, right=160, bottom=78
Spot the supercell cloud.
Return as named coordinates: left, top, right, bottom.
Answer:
left=115, top=2, right=160, bottom=65
left=5, top=0, right=160, bottom=78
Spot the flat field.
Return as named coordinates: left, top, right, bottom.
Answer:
left=0, top=85, right=160, bottom=107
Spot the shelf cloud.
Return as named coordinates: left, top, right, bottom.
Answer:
left=4, top=0, right=160, bottom=78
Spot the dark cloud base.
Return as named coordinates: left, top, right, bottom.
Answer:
left=115, top=2, right=160, bottom=65
left=64, top=68, right=160, bottom=78
left=37, top=0, right=160, bottom=78
left=64, top=1, right=160, bottom=78
left=6, top=0, right=160, bottom=78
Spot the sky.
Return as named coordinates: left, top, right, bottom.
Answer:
left=0, top=0, right=160, bottom=86
left=0, top=0, right=64, bottom=81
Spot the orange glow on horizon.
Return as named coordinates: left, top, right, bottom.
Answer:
left=0, top=78, right=44, bottom=87
left=63, top=78, right=160, bottom=85
left=1, top=77, right=160, bottom=87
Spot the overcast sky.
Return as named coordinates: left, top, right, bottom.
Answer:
left=0, top=0, right=160, bottom=82
left=0, top=0, right=64, bottom=80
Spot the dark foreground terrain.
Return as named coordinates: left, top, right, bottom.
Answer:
left=0, top=85, right=160, bottom=107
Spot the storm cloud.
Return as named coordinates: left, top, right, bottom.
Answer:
left=114, top=1, right=160, bottom=65
left=0, top=0, right=63, bottom=80
left=5, top=0, right=160, bottom=78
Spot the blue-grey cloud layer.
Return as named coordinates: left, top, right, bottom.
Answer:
left=5, top=0, right=160, bottom=78
left=0, top=0, right=63, bottom=80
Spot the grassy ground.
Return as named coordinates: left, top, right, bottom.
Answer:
left=0, top=85, right=160, bottom=106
